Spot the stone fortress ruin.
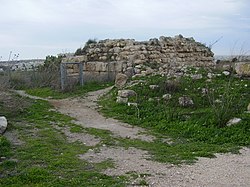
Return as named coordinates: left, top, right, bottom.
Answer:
left=62, top=35, right=215, bottom=82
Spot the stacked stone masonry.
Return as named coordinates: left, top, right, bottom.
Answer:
left=62, top=35, right=214, bottom=81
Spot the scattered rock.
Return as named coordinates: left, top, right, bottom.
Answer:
left=222, top=71, right=230, bottom=76
left=134, top=68, right=141, bottom=74
left=128, top=102, right=138, bottom=107
left=125, top=67, right=134, bottom=77
left=115, top=73, right=128, bottom=89
left=227, top=118, right=242, bottom=127
left=149, top=85, right=159, bottom=90
left=0, top=116, right=7, bottom=134
left=191, top=74, right=203, bottom=80
left=118, top=90, right=137, bottom=98
left=215, top=99, right=222, bottom=103
left=207, top=73, right=215, bottom=79
left=116, top=97, right=128, bottom=104
left=162, top=94, right=172, bottom=100
left=201, top=88, right=209, bottom=95
left=145, top=67, right=154, bottom=75
left=247, top=103, right=250, bottom=111
left=235, top=62, right=250, bottom=77
left=132, top=74, right=143, bottom=79
left=117, top=90, right=137, bottom=104
left=178, top=96, right=194, bottom=107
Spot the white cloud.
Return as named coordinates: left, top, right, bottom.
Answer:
left=0, top=0, right=249, bottom=59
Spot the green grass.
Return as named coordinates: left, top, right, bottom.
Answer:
left=0, top=136, right=11, bottom=158
left=1, top=68, right=250, bottom=186
left=25, top=82, right=113, bottom=99
left=0, top=99, right=126, bottom=186
left=99, top=70, right=250, bottom=163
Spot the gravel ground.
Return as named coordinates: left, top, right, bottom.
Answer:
left=79, top=146, right=250, bottom=187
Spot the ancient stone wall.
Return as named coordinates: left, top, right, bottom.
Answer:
left=62, top=35, right=214, bottom=81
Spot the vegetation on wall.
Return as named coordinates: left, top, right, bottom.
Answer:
left=74, top=38, right=98, bottom=56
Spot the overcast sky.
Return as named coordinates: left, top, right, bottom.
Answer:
left=0, top=0, right=249, bottom=60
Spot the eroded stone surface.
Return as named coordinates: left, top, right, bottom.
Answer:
left=235, top=62, right=250, bottom=77
left=0, top=116, right=7, bottom=134
left=62, top=35, right=215, bottom=81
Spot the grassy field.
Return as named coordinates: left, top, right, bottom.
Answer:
left=0, top=84, right=126, bottom=187
left=1, top=68, right=250, bottom=186
left=25, top=82, right=113, bottom=99
left=99, top=68, right=250, bottom=163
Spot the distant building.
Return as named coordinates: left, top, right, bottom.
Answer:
left=0, top=59, right=45, bottom=71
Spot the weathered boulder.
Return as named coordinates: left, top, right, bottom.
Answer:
left=0, top=116, right=7, bottom=134
left=118, top=90, right=137, bottom=98
left=235, top=62, right=250, bottom=76
left=162, top=94, right=172, bottom=100
left=115, top=73, right=128, bottom=89
left=215, top=99, right=222, bottom=103
left=222, top=71, right=230, bottom=76
left=191, top=74, right=203, bottom=80
left=201, top=88, right=209, bottom=95
left=145, top=67, right=154, bottom=75
left=178, top=96, right=194, bottom=107
left=149, top=85, right=159, bottom=90
left=227, top=118, right=242, bottom=127
left=127, top=102, right=138, bottom=107
left=207, top=72, right=215, bottom=79
left=124, top=67, right=134, bottom=77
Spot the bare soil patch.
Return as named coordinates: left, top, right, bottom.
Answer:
left=50, top=87, right=155, bottom=142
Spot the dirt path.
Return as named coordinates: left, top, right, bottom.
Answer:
left=17, top=88, right=250, bottom=187
left=49, top=87, right=155, bottom=142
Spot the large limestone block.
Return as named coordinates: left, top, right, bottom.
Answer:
left=108, top=61, right=123, bottom=72
left=235, top=62, right=250, bottom=76
left=118, top=90, right=136, bottom=98
left=115, top=73, right=128, bottom=89
left=62, top=56, right=87, bottom=63
left=95, top=62, right=108, bottom=72
left=85, top=62, right=97, bottom=71
left=116, top=97, right=128, bottom=104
